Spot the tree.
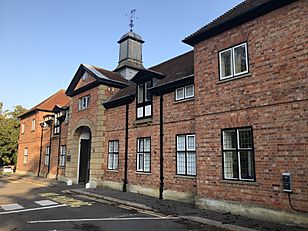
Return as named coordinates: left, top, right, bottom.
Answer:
left=0, top=103, right=27, bottom=165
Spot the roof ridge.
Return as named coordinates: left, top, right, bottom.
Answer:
left=32, top=89, right=66, bottom=110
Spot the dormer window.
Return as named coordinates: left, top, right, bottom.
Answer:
left=54, top=114, right=60, bottom=135
left=136, top=81, right=152, bottom=119
left=78, top=95, right=90, bottom=110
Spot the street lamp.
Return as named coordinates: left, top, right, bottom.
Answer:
left=43, top=114, right=54, bottom=178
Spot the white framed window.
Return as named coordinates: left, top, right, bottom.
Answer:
left=23, top=148, right=28, bottom=164
left=21, top=123, right=25, bottom=134
left=176, top=134, right=196, bottom=176
left=136, top=138, right=151, bottom=172
left=108, top=140, right=119, bottom=170
left=54, top=114, right=60, bottom=135
left=222, top=127, right=255, bottom=181
left=45, top=146, right=50, bottom=166
left=31, top=119, right=36, bottom=131
left=175, top=85, right=194, bottom=101
left=78, top=95, right=90, bottom=110
left=219, top=42, right=248, bottom=80
left=59, top=145, right=66, bottom=167
left=136, top=81, right=152, bottom=119
left=64, top=110, right=69, bottom=124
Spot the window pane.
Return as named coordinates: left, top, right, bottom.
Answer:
left=109, top=141, right=114, bottom=153
left=108, top=153, right=113, bottom=169
left=114, top=141, right=119, bottom=152
left=145, top=105, right=151, bottom=117
left=223, top=130, right=236, bottom=149
left=185, top=85, right=194, bottom=98
left=137, top=153, right=144, bottom=171
left=176, top=152, right=185, bottom=174
left=144, top=153, right=150, bottom=172
left=239, top=151, right=254, bottom=180
left=137, top=107, right=143, bottom=118
left=114, top=154, right=119, bottom=170
left=187, top=135, right=195, bottom=151
left=238, top=128, right=252, bottom=149
left=144, top=138, right=150, bottom=152
left=177, top=135, right=185, bottom=151
left=137, top=84, right=144, bottom=103
left=145, top=81, right=152, bottom=102
left=187, top=152, right=196, bottom=175
left=220, top=49, right=232, bottom=78
left=138, top=139, right=144, bottom=152
left=234, top=44, right=247, bottom=75
left=223, top=151, right=238, bottom=179
left=176, top=88, right=184, bottom=100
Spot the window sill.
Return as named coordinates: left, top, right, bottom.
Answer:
left=106, top=169, right=119, bottom=173
left=220, top=179, right=258, bottom=186
left=174, top=97, right=194, bottom=104
left=174, top=175, right=196, bottom=179
left=217, top=73, right=252, bottom=84
left=135, top=171, right=151, bottom=175
left=78, top=108, right=89, bottom=112
left=134, top=117, right=152, bottom=126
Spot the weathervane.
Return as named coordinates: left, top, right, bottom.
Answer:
left=126, top=9, right=137, bottom=32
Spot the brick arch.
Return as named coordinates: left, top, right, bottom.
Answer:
left=70, top=118, right=95, bottom=139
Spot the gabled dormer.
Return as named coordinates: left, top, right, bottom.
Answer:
left=66, top=64, right=129, bottom=97
left=131, top=69, right=164, bottom=120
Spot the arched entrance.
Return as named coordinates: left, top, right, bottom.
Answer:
left=76, top=126, right=91, bottom=184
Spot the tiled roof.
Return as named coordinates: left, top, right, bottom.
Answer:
left=183, top=0, right=297, bottom=45
left=104, top=50, right=194, bottom=107
left=86, top=64, right=129, bottom=85
left=19, top=89, right=70, bottom=118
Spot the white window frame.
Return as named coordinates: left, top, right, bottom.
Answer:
left=176, top=134, right=196, bottom=176
left=54, top=114, right=60, bottom=135
left=78, top=95, right=90, bottom=110
left=21, top=123, right=25, bottom=134
left=45, top=146, right=50, bottom=166
left=175, top=85, right=194, bottom=101
left=136, top=138, right=151, bottom=172
left=219, top=42, right=248, bottom=80
left=108, top=140, right=119, bottom=170
left=31, top=119, right=36, bottom=131
left=59, top=145, right=66, bottom=167
left=222, top=127, right=255, bottom=181
left=136, top=81, right=152, bottom=119
left=23, top=148, right=28, bottom=164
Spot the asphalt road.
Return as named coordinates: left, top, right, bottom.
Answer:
left=0, top=175, right=212, bottom=231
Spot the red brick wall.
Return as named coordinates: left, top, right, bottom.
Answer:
left=104, top=89, right=196, bottom=195
left=17, top=111, right=68, bottom=178
left=194, top=0, right=308, bottom=211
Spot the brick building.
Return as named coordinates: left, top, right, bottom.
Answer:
left=16, top=0, right=307, bottom=226
left=17, top=90, right=70, bottom=179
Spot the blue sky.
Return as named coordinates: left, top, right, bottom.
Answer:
left=0, top=0, right=242, bottom=111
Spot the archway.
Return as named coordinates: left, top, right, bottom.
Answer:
left=75, top=126, right=91, bottom=184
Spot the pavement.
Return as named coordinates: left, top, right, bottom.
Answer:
left=6, top=174, right=307, bottom=231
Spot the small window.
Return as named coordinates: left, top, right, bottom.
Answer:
left=23, top=148, right=28, bottom=164
left=21, top=124, right=25, bottom=134
left=108, top=140, right=119, bottom=170
left=136, top=138, right=151, bottom=172
left=31, top=119, right=36, bottom=131
left=78, top=95, right=90, bottom=110
left=136, top=81, right=152, bottom=119
left=176, top=134, right=196, bottom=176
left=45, top=146, right=50, bottom=166
left=222, top=127, right=255, bottom=181
left=64, top=110, right=69, bottom=124
left=54, top=114, right=60, bottom=135
left=219, top=43, right=248, bottom=80
left=59, top=145, right=66, bottom=167
left=175, top=85, right=194, bottom=101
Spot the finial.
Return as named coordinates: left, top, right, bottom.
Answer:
left=126, top=9, right=137, bottom=32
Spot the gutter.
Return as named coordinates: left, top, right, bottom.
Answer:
left=159, top=93, right=164, bottom=199
left=123, top=103, right=129, bottom=192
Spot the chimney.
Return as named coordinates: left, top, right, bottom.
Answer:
left=114, top=31, right=144, bottom=80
